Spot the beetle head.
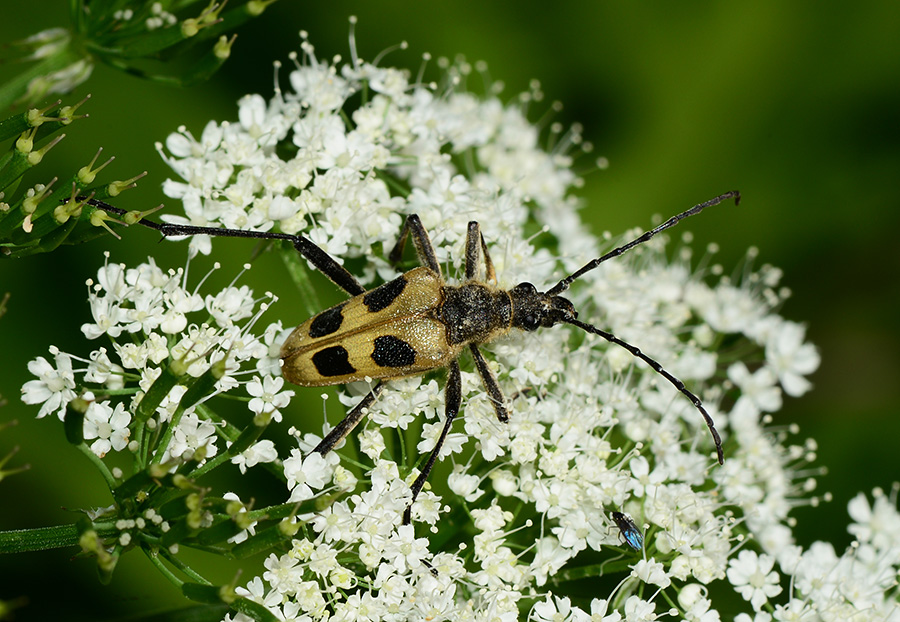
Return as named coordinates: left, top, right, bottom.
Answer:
left=509, top=282, right=576, bottom=331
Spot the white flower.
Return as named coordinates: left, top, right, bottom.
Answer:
left=81, top=289, right=124, bottom=339
left=623, top=596, right=657, bottom=621
left=764, top=321, right=820, bottom=397
left=531, top=537, right=573, bottom=586
left=727, top=550, right=783, bottom=611
left=447, top=467, right=485, bottom=502
left=21, top=349, right=76, bottom=419
left=311, top=500, right=355, bottom=543
left=358, top=427, right=386, bottom=460
left=586, top=599, right=623, bottom=622
left=165, top=411, right=219, bottom=463
left=262, top=552, right=305, bottom=596
left=471, top=501, right=513, bottom=532
left=205, top=284, right=255, bottom=325
left=283, top=450, right=333, bottom=502
left=83, top=401, right=131, bottom=457
left=246, top=375, right=293, bottom=421
left=84, top=348, right=123, bottom=388
left=531, top=595, right=588, bottom=622
left=231, top=439, right=278, bottom=474
left=381, top=524, right=429, bottom=573
left=678, top=584, right=721, bottom=622
left=223, top=492, right=257, bottom=544
left=728, top=362, right=783, bottom=416
left=847, top=489, right=900, bottom=552
left=771, top=599, right=815, bottom=621
left=633, top=558, right=673, bottom=588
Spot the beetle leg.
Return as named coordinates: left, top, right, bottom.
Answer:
left=469, top=343, right=509, bottom=422
left=76, top=198, right=367, bottom=296
left=311, top=383, right=385, bottom=455
left=465, top=221, right=497, bottom=284
left=388, top=214, right=441, bottom=274
left=481, top=233, right=496, bottom=284
left=403, top=359, right=462, bottom=524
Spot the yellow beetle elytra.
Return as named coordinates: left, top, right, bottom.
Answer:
left=82, top=192, right=739, bottom=523
left=281, top=266, right=452, bottom=386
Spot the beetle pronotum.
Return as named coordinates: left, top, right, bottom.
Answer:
left=83, top=191, right=739, bottom=523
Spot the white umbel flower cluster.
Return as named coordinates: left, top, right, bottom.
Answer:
left=22, top=29, right=895, bottom=622
left=22, top=253, right=289, bottom=468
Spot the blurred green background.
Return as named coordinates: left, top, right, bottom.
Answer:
left=1, top=1, right=898, bottom=619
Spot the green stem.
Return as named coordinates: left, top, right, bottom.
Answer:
left=658, top=588, right=680, bottom=614
left=142, top=544, right=187, bottom=588
left=194, top=403, right=285, bottom=482
left=160, top=547, right=211, bottom=585
left=188, top=418, right=263, bottom=480
left=0, top=521, right=116, bottom=554
left=0, top=523, right=79, bottom=553
left=548, top=559, right=635, bottom=583
left=149, top=374, right=202, bottom=467
left=76, top=441, right=118, bottom=491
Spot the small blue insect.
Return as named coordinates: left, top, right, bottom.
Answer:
left=611, top=511, right=644, bottom=551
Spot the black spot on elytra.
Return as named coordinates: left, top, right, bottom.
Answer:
left=363, top=275, right=407, bottom=313
left=312, top=346, right=356, bottom=377
left=309, top=303, right=346, bottom=338
left=371, top=335, right=416, bottom=368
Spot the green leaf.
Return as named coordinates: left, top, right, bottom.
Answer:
left=114, top=469, right=156, bottom=502
left=229, top=523, right=292, bottom=560
left=63, top=402, right=86, bottom=445
left=231, top=598, right=278, bottom=622
left=2, top=216, right=78, bottom=258
left=194, top=517, right=241, bottom=547
left=175, top=36, right=234, bottom=87
left=0, top=110, right=40, bottom=143
left=0, top=151, right=34, bottom=197
left=181, top=582, right=226, bottom=605
left=136, top=364, right=182, bottom=424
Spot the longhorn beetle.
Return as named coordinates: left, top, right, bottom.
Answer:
left=80, top=191, right=739, bottom=524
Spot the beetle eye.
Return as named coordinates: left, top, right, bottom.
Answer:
left=522, top=313, right=540, bottom=331
left=512, top=282, right=537, bottom=295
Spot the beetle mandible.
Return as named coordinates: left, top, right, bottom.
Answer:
left=83, top=191, right=739, bottom=523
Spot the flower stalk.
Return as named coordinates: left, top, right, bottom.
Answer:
left=0, top=95, right=149, bottom=257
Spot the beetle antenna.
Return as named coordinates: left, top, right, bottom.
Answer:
left=562, top=315, right=724, bottom=465
left=547, top=191, right=740, bottom=297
